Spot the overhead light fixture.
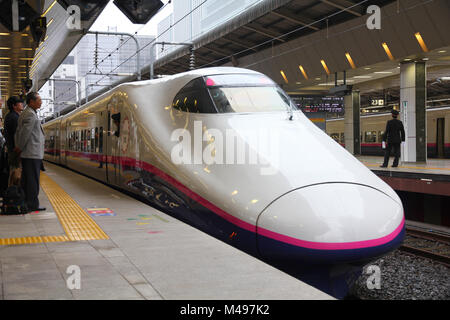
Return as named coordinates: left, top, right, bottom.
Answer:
left=438, top=50, right=446, bottom=53
left=0, top=33, right=11, bottom=36
left=345, top=53, right=356, bottom=69
left=0, top=57, right=11, bottom=60
left=113, top=0, right=164, bottom=24
left=320, top=59, right=330, bottom=75
left=374, top=71, right=393, bottom=74
left=353, top=76, right=372, bottom=79
left=299, top=65, right=308, bottom=80
left=415, top=32, right=429, bottom=53
left=382, top=42, right=395, bottom=61
left=280, top=70, right=288, bottom=84
left=0, top=47, right=11, bottom=50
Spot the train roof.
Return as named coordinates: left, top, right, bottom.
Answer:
left=42, top=67, right=263, bottom=125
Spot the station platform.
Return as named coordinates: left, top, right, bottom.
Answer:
left=357, top=156, right=450, bottom=197
left=0, top=163, right=332, bottom=300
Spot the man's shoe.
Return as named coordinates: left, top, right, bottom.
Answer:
left=392, top=165, right=399, bottom=168
left=380, top=165, right=388, bottom=168
left=29, top=207, right=46, bottom=212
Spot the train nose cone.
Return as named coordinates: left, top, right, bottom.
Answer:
left=256, top=183, right=405, bottom=263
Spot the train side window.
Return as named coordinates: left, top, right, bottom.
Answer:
left=77, top=131, right=81, bottom=152
left=99, top=127, right=103, bottom=153
left=365, top=131, right=377, bottom=143
left=173, top=78, right=217, bottom=114
left=95, top=128, right=99, bottom=153
left=91, top=128, right=95, bottom=153
left=81, top=130, right=85, bottom=152
left=111, top=113, right=121, bottom=137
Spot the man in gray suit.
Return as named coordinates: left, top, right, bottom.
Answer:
left=15, top=92, right=46, bottom=212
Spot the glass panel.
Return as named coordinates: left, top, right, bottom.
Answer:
left=209, top=86, right=296, bottom=113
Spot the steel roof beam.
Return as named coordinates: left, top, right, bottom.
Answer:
left=271, top=9, right=320, bottom=31
left=222, top=36, right=259, bottom=52
left=319, top=0, right=362, bottom=17
left=242, top=25, right=286, bottom=43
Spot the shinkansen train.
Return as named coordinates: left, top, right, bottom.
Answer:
left=43, top=67, right=405, bottom=298
left=326, top=107, right=450, bottom=158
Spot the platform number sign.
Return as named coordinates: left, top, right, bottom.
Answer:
left=371, top=99, right=385, bottom=106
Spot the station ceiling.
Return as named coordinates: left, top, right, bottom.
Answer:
left=0, top=0, right=108, bottom=102
left=149, top=0, right=450, bottom=104
left=150, top=0, right=396, bottom=76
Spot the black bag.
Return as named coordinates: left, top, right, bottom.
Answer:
left=2, top=185, right=28, bottom=215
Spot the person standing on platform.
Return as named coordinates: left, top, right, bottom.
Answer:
left=4, top=96, right=25, bottom=182
left=14, top=92, right=46, bottom=212
left=380, top=110, right=405, bottom=168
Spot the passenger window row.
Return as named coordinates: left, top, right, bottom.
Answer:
left=68, top=127, right=103, bottom=153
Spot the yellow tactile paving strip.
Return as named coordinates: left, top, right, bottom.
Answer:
left=0, top=173, right=109, bottom=246
left=40, top=173, right=109, bottom=241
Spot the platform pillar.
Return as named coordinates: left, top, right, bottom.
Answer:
left=344, top=91, right=361, bottom=155
left=400, top=62, right=427, bottom=163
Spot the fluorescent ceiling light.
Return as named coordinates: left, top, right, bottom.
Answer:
left=320, top=60, right=330, bottom=75
left=280, top=70, right=288, bottom=84
left=415, top=32, right=429, bottom=53
left=382, top=42, right=395, bottom=61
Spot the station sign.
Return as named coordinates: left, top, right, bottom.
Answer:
left=290, top=96, right=344, bottom=114
left=370, top=99, right=385, bottom=106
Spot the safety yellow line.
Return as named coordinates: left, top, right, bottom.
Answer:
left=40, top=173, right=109, bottom=241
left=0, top=173, right=109, bottom=246
left=0, top=235, right=69, bottom=246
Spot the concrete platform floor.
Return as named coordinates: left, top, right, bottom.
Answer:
left=0, top=163, right=332, bottom=300
left=357, top=156, right=450, bottom=176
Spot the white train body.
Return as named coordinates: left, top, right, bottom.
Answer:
left=44, top=67, right=405, bottom=296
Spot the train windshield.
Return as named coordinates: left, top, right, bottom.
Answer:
left=172, top=74, right=298, bottom=114
left=205, top=74, right=297, bottom=113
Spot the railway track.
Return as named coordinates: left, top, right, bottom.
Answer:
left=399, top=226, right=450, bottom=267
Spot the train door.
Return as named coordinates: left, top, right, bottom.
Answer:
left=106, top=98, right=121, bottom=186
left=60, top=120, right=67, bottom=165
left=437, top=118, right=445, bottom=159
left=56, top=122, right=62, bottom=164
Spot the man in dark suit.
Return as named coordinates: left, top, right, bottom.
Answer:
left=381, top=110, right=406, bottom=168
left=4, top=96, right=24, bottom=170
left=14, top=92, right=46, bottom=212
